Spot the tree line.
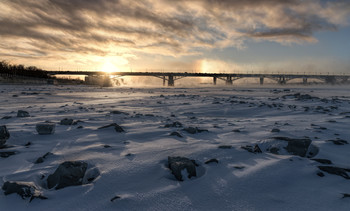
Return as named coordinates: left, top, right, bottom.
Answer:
left=0, top=61, right=50, bottom=79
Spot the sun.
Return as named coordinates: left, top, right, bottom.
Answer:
left=100, top=61, right=119, bottom=73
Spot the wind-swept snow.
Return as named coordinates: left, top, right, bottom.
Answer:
left=1, top=84, right=350, bottom=210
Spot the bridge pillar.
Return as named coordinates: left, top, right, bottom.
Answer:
left=213, top=77, right=217, bottom=85
left=168, top=75, right=174, bottom=86
left=260, top=77, right=264, bottom=85
left=163, top=76, right=166, bottom=86
left=226, top=76, right=233, bottom=85
left=303, top=77, right=307, bottom=84
left=278, top=76, right=286, bottom=84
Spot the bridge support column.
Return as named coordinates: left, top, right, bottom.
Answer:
left=163, top=76, right=166, bottom=86
left=279, top=76, right=286, bottom=85
left=213, top=77, right=217, bottom=85
left=225, top=76, right=233, bottom=85
left=303, top=77, right=307, bottom=84
left=260, top=77, right=264, bottom=85
left=168, top=75, right=174, bottom=86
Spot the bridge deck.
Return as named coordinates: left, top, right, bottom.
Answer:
left=47, top=71, right=350, bottom=86
left=47, top=71, right=350, bottom=78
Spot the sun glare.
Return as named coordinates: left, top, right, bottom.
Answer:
left=201, top=60, right=209, bottom=73
left=100, top=61, right=119, bottom=73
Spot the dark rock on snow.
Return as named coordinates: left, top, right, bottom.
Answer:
left=318, top=166, right=350, bottom=179
left=342, top=193, right=350, bottom=199
left=268, top=147, right=280, bottom=154
left=273, top=137, right=312, bottom=157
left=60, top=118, right=74, bottom=125
left=165, top=121, right=183, bottom=128
left=183, top=127, right=208, bottom=134
left=218, top=145, right=232, bottom=149
left=114, top=124, right=125, bottom=133
left=110, top=110, right=129, bottom=115
left=111, top=195, right=121, bottom=202
left=317, top=171, right=325, bottom=177
left=170, top=131, right=183, bottom=138
left=254, top=145, right=263, bottom=153
left=0, top=151, right=16, bottom=158
left=241, top=144, right=262, bottom=154
left=255, top=137, right=318, bottom=158
left=36, top=123, right=56, bottom=135
left=35, top=157, right=44, bottom=164
left=311, top=158, right=333, bottom=165
left=168, top=156, right=197, bottom=181
left=98, top=123, right=125, bottom=132
left=234, top=166, right=245, bottom=169
left=47, top=161, right=88, bottom=189
left=35, top=152, right=53, bottom=164
left=17, top=110, right=30, bottom=117
left=0, top=125, right=10, bottom=147
left=327, top=139, right=348, bottom=145
left=271, top=128, right=280, bottom=133
left=2, top=181, right=47, bottom=201
left=205, top=158, right=219, bottom=164
left=289, top=93, right=319, bottom=101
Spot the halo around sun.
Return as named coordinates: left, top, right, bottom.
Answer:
left=100, top=61, right=119, bottom=73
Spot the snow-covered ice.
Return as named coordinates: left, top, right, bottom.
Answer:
left=1, top=84, right=350, bottom=210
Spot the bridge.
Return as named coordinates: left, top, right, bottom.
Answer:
left=47, top=71, right=350, bottom=86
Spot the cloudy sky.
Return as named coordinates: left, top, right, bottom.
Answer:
left=1, top=0, right=350, bottom=73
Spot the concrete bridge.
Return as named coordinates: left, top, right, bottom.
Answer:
left=47, top=71, right=350, bottom=86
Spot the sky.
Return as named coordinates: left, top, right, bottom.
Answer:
left=0, top=0, right=350, bottom=74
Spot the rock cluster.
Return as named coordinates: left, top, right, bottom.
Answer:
left=318, top=166, right=350, bottom=179
left=2, top=181, right=46, bottom=201
left=241, top=144, right=262, bottom=154
left=165, top=121, right=183, bottom=128
left=183, top=127, right=208, bottom=134
left=243, top=137, right=318, bottom=158
left=327, top=139, right=348, bottom=145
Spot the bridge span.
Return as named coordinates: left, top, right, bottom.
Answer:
left=47, top=71, right=350, bottom=86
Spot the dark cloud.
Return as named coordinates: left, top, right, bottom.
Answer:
left=200, top=0, right=297, bottom=8
left=246, top=14, right=338, bottom=42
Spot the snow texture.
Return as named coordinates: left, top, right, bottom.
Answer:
left=1, top=84, right=350, bottom=210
